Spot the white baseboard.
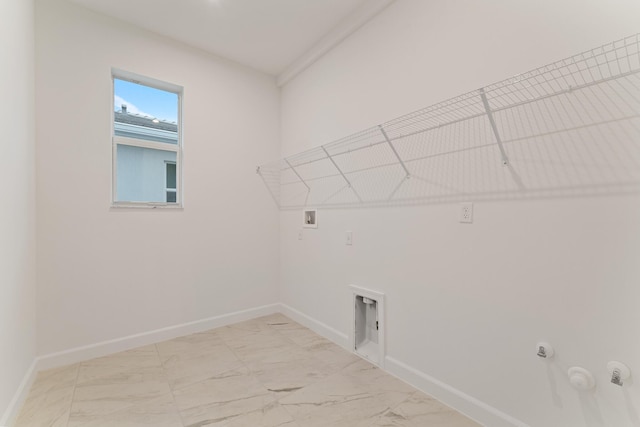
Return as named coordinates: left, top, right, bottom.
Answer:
left=4, top=303, right=528, bottom=427
left=278, top=303, right=350, bottom=349
left=1, top=359, right=38, bottom=427
left=36, top=303, right=280, bottom=372
left=278, top=303, right=528, bottom=427
left=385, top=356, right=529, bottom=427
left=2, top=304, right=279, bottom=426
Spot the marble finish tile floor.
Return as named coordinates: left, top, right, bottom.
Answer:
left=15, top=314, right=481, bottom=427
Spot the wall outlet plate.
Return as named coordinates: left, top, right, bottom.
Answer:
left=460, top=202, right=473, bottom=223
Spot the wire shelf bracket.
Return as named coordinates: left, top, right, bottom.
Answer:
left=479, top=88, right=510, bottom=166
left=379, top=125, right=411, bottom=178
left=479, top=88, right=527, bottom=190
left=284, top=159, right=311, bottom=191
left=320, top=146, right=363, bottom=203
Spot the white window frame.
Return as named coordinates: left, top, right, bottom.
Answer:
left=111, top=69, right=183, bottom=208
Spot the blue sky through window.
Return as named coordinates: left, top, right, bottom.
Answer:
left=114, top=79, right=178, bottom=123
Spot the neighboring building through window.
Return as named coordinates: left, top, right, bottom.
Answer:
left=165, top=161, right=177, bottom=203
left=112, top=70, right=182, bottom=206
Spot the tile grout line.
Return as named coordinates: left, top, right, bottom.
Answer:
left=153, top=342, right=188, bottom=427
left=63, top=363, right=83, bottom=427
left=268, top=316, right=362, bottom=371
left=266, top=315, right=414, bottom=426
left=217, top=314, right=327, bottom=425
left=262, top=315, right=369, bottom=425
left=17, top=315, right=478, bottom=427
left=216, top=323, right=257, bottom=380
left=164, top=322, right=281, bottom=426
left=212, top=321, right=283, bottom=425
left=63, top=348, right=184, bottom=427
left=258, top=318, right=305, bottom=426
left=375, top=390, right=420, bottom=424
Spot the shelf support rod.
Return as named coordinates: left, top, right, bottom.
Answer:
left=379, top=125, right=411, bottom=177
left=479, top=88, right=509, bottom=166
left=321, top=146, right=353, bottom=187
left=284, top=159, right=310, bottom=191
left=321, top=146, right=363, bottom=202
left=255, top=166, right=282, bottom=208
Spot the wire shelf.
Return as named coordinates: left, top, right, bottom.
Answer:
left=258, top=34, right=640, bottom=209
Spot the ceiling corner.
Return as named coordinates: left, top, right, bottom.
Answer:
left=276, top=0, right=396, bottom=87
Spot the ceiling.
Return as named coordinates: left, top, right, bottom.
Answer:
left=67, top=0, right=389, bottom=80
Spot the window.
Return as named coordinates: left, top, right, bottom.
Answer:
left=165, top=162, right=177, bottom=203
left=112, top=70, right=182, bottom=207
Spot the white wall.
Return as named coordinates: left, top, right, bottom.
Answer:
left=0, top=0, right=37, bottom=422
left=35, top=0, right=280, bottom=355
left=280, top=1, right=640, bottom=426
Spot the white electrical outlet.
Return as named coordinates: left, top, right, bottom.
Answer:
left=460, top=202, right=473, bottom=223
left=298, top=230, right=303, bottom=240
left=346, top=231, right=353, bottom=246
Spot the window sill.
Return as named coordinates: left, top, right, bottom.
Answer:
left=110, top=202, right=183, bottom=210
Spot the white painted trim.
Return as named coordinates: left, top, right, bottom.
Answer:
left=3, top=304, right=527, bottom=427
left=277, top=302, right=527, bottom=427
left=111, top=76, right=117, bottom=207
left=2, top=305, right=280, bottom=425
left=112, top=68, right=183, bottom=94
left=278, top=303, right=349, bottom=349
left=276, top=0, right=396, bottom=87
left=349, top=285, right=385, bottom=368
left=36, top=304, right=279, bottom=371
left=385, top=356, right=530, bottom=427
left=110, top=202, right=183, bottom=209
left=0, top=359, right=38, bottom=427
left=111, top=69, right=183, bottom=207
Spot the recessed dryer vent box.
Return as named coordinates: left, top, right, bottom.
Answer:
left=303, top=209, right=317, bottom=228
left=350, top=285, right=385, bottom=367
